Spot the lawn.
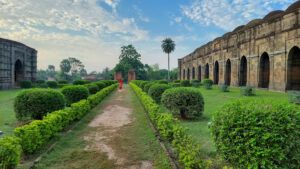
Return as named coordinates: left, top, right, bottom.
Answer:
left=180, top=86, right=289, bottom=163
left=0, top=89, right=20, bottom=138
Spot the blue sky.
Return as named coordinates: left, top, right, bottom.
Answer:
left=0, top=0, right=296, bottom=72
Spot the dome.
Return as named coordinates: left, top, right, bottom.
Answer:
left=285, top=1, right=300, bottom=14
left=245, top=19, right=262, bottom=29
left=233, top=25, right=245, bottom=32
left=263, top=10, right=283, bottom=21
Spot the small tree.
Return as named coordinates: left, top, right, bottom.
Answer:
left=161, top=38, right=175, bottom=82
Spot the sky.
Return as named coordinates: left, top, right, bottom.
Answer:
left=0, top=0, right=296, bottom=72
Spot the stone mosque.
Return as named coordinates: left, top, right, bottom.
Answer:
left=178, top=1, right=300, bottom=91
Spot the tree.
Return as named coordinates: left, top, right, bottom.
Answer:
left=47, top=65, right=56, bottom=78
left=37, top=70, right=48, bottom=80
left=60, top=59, right=71, bottom=80
left=161, top=38, right=175, bottom=82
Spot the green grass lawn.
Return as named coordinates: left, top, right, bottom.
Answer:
left=180, top=86, right=289, bottom=163
left=0, top=89, right=20, bottom=138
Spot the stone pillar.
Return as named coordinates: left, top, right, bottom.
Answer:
left=128, top=70, right=136, bottom=83
left=114, top=72, right=122, bottom=80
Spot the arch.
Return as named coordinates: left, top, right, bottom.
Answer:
left=205, top=63, right=209, bottom=79
left=259, top=52, right=270, bottom=88
left=287, top=46, right=300, bottom=90
left=239, top=56, right=247, bottom=86
left=198, top=65, right=201, bottom=81
left=14, top=60, right=24, bottom=87
left=192, top=67, right=195, bottom=79
left=225, top=59, right=231, bottom=85
left=214, top=61, right=219, bottom=84
left=187, top=68, right=190, bottom=80
left=183, top=69, right=186, bottom=79
left=258, top=52, right=270, bottom=88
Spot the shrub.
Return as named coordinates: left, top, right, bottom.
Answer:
left=191, top=79, right=200, bottom=87
left=180, top=80, right=191, bottom=87
left=73, top=80, right=90, bottom=85
left=170, top=83, right=180, bottom=88
left=84, top=83, right=99, bottom=94
left=143, top=82, right=154, bottom=93
left=148, top=84, right=171, bottom=103
left=20, top=80, right=32, bottom=89
left=162, top=87, right=204, bottom=119
left=36, top=80, right=45, bottom=84
left=0, top=137, right=22, bottom=169
left=219, top=84, right=229, bottom=92
left=46, top=81, right=58, bottom=88
left=57, top=84, right=71, bottom=88
left=288, top=91, right=300, bottom=104
left=58, top=80, right=68, bottom=84
left=211, top=99, right=300, bottom=168
left=173, top=80, right=180, bottom=83
left=14, top=89, right=65, bottom=120
left=240, top=86, right=255, bottom=96
left=88, top=84, right=118, bottom=108
left=202, top=79, right=213, bottom=89
left=61, top=85, right=89, bottom=106
left=94, top=81, right=106, bottom=90
left=156, top=79, right=168, bottom=84
left=140, top=81, right=149, bottom=89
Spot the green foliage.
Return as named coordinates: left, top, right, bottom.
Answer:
left=170, top=83, right=180, bottom=87
left=211, top=99, right=300, bottom=168
left=191, top=79, right=200, bottom=88
left=87, top=84, right=118, bottom=108
left=180, top=80, right=191, bottom=87
left=94, top=81, right=106, bottom=90
left=240, top=86, right=255, bottom=96
left=57, top=84, right=71, bottom=88
left=20, top=80, right=32, bottom=89
left=84, top=83, right=99, bottom=95
left=173, top=80, right=180, bottom=83
left=73, top=80, right=90, bottom=85
left=202, top=79, right=213, bottom=89
left=36, top=80, right=45, bottom=84
left=156, top=80, right=168, bottom=84
left=46, top=81, right=58, bottom=88
left=161, top=87, right=204, bottom=119
left=219, top=84, right=229, bottom=92
left=61, top=85, right=89, bottom=106
left=58, top=80, right=68, bottom=84
left=161, top=38, right=175, bottom=54
left=148, top=84, right=171, bottom=104
left=139, top=81, right=149, bottom=89
left=288, top=91, right=300, bottom=104
left=14, top=89, right=65, bottom=120
left=0, top=137, right=22, bottom=169
left=143, top=82, right=154, bottom=93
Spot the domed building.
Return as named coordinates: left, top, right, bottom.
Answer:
left=0, top=38, right=37, bottom=90
left=178, top=1, right=300, bottom=91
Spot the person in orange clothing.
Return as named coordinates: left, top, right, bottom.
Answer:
left=119, top=78, right=123, bottom=90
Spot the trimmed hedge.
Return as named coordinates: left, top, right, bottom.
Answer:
left=191, top=79, right=200, bottom=87
left=130, top=83, right=204, bottom=168
left=94, top=81, right=106, bottom=90
left=211, top=99, right=300, bottom=168
left=240, top=86, right=255, bottom=96
left=84, top=83, right=99, bottom=94
left=73, top=80, right=90, bottom=85
left=14, top=89, right=65, bottom=120
left=202, top=79, right=213, bottom=89
left=161, top=87, right=204, bottom=119
left=0, top=137, right=21, bottom=169
left=173, top=80, right=180, bottom=83
left=36, top=80, right=45, bottom=84
left=20, top=80, right=32, bottom=89
left=156, top=79, right=168, bottom=84
left=180, top=80, right=191, bottom=87
left=143, top=82, right=154, bottom=93
left=87, top=84, right=118, bottom=108
left=170, top=83, right=180, bottom=88
left=219, top=84, right=229, bottom=92
left=58, top=80, right=68, bottom=84
left=148, top=84, right=171, bottom=104
left=46, top=81, right=58, bottom=88
left=139, top=81, right=149, bottom=89
left=61, top=85, right=89, bottom=106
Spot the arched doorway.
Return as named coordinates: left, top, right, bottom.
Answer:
left=198, top=66, right=201, bottom=81
left=192, top=67, right=195, bottom=79
left=214, top=61, right=219, bottom=84
left=287, top=46, right=300, bottom=90
left=259, top=52, right=270, bottom=88
left=183, top=69, right=185, bottom=79
left=205, top=63, right=209, bottom=79
left=225, top=59, right=231, bottom=85
left=239, top=56, right=247, bottom=86
left=187, top=68, right=190, bottom=80
left=15, top=60, right=23, bottom=87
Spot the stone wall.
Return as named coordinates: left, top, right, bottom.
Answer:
left=178, top=2, right=300, bottom=91
left=0, top=38, right=37, bottom=90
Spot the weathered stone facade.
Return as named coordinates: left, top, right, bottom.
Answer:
left=178, top=1, right=300, bottom=91
left=0, top=38, right=37, bottom=90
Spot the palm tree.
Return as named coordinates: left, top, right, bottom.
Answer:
left=161, top=38, right=175, bottom=81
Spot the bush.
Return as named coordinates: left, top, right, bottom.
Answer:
left=20, top=80, right=32, bottom=89
left=94, top=81, right=106, bottom=90
left=73, top=80, right=90, bottom=85
left=0, top=137, right=22, bottom=169
left=36, top=80, right=45, bottom=84
left=191, top=79, right=200, bottom=87
left=180, top=80, right=191, bottom=87
left=173, top=80, right=180, bottom=83
left=170, top=83, right=180, bottom=88
left=58, top=80, right=68, bottom=84
left=14, top=89, right=65, bottom=120
left=140, top=81, right=149, bottom=89
left=219, top=84, right=229, bottom=92
left=88, top=84, right=118, bottom=108
left=84, top=83, right=99, bottom=94
left=156, top=79, right=168, bottom=84
left=211, top=99, right=300, bottom=168
left=240, top=86, right=255, bottom=96
left=61, top=85, right=89, bottom=106
left=148, top=84, right=171, bottom=103
left=46, top=81, right=58, bottom=88
left=57, top=84, right=71, bottom=88
left=162, top=87, right=204, bottom=119
left=288, top=91, right=300, bottom=104
left=143, top=82, right=154, bottom=93
left=202, top=79, right=213, bottom=89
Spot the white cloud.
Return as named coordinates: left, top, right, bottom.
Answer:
left=133, top=5, right=150, bottom=22
left=181, top=0, right=295, bottom=31
left=174, top=17, right=182, bottom=23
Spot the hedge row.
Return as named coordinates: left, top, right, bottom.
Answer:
left=0, top=84, right=118, bottom=168
left=130, top=82, right=203, bottom=169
